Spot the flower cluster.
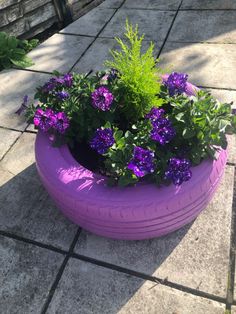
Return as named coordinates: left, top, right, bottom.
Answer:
left=146, top=107, right=176, bottom=145
left=55, top=91, right=70, bottom=101
left=33, top=108, right=69, bottom=134
left=164, top=72, right=188, bottom=96
left=90, top=128, right=115, bottom=154
left=127, top=146, right=155, bottom=178
left=165, top=158, right=192, bottom=185
left=42, top=73, right=73, bottom=94
left=91, top=86, right=114, bottom=111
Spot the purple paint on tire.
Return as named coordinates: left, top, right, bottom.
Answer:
left=35, top=81, right=227, bottom=240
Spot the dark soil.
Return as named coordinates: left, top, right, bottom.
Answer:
left=69, top=140, right=105, bottom=173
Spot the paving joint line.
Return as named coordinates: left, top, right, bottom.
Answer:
left=227, top=162, right=236, bottom=167
left=12, top=67, right=54, bottom=75
left=0, top=125, right=23, bottom=133
left=157, top=0, right=183, bottom=59
left=68, top=0, right=127, bottom=73
left=0, top=230, right=67, bottom=255
left=197, top=85, right=236, bottom=92
left=226, top=166, right=236, bottom=311
left=0, top=131, right=23, bottom=162
left=40, top=227, right=82, bottom=314
left=71, top=252, right=227, bottom=305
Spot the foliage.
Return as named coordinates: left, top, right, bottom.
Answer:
left=105, top=21, right=163, bottom=123
left=22, top=22, right=236, bottom=188
left=0, top=32, right=38, bottom=71
left=169, top=90, right=236, bottom=164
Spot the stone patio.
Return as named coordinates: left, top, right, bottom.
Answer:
left=0, top=0, right=236, bottom=313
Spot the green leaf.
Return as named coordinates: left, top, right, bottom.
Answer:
left=175, top=112, right=185, bottom=122
left=117, top=137, right=125, bottom=149
left=52, top=70, right=62, bottom=77
left=182, top=128, right=195, bottom=139
left=114, top=130, right=123, bottom=141
left=11, top=55, right=34, bottom=68
left=7, top=35, right=18, bottom=49
left=118, top=173, right=138, bottom=186
left=219, top=119, right=231, bottom=132
left=104, top=121, right=111, bottom=129
left=1, top=58, right=12, bottom=69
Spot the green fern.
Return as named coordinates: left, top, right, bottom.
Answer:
left=105, top=20, right=162, bottom=122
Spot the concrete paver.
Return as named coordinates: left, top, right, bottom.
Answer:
left=75, top=166, right=234, bottom=297
left=0, top=69, right=50, bottom=131
left=27, top=34, right=94, bottom=73
left=160, top=42, right=236, bottom=89
left=181, top=0, right=236, bottom=10
left=0, top=134, right=78, bottom=250
left=0, top=0, right=236, bottom=312
left=0, top=129, right=21, bottom=160
left=98, top=0, right=124, bottom=8
left=169, top=11, right=236, bottom=43
left=0, top=235, right=64, bottom=314
left=60, top=7, right=116, bottom=36
left=72, top=37, right=162, bottom=73
left=47, top=259, right=225, bottom=314
left=123, top=0, right=181, bottom=10
left=100, top=9, right=175, bottom=41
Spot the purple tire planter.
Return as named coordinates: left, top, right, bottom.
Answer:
left=35, top=81, right=228, bottom=240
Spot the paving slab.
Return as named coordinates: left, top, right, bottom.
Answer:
left=181, top=0, right=236, bottom=10
left=26, top=123, right=37, bottom=132
left=98, top=0, right=124, bottom=8
left=0, top=133, right=78, bottom=250
left=0, top=69, right=50, bottom=131
left=72, top=37, right=162, bottom=73
left=159, top=42, right=236, bottom=89
left=232, top=306, right=236, bottom=314
left=0, top=129, right=21, bottom=160
left=75, top=166, right=234, bottom=297
left=100, top=9, right=175, bottom=41
left=60, top=7, right=116, bottom=36
left=0, top=235, right=64, bottom=314
left=208, top=89, right=236, bottom=107
left=27, top=34, right=94, bottom=73
left=48, top=258, right=225, bottom=314
left=169, top=11, right=236, bottom=43
left=123, top=0, right=181, bottom=10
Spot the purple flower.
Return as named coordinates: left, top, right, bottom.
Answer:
left=91, top=86, right=114, bottom=111
left=42, top=74, right=73, bottom=93
left=54, top=112, right=70, bottom=134
left=165, top=157, right=192, bottom=185
left=90, top=128, right=115, bottom=154
left=33, top=108, right=56, bottom=132
left=42, top=80, right=55, bottom=93
left=232, top=108, right=236, bottom=115
left=145, top=107, right=165, bottom=122
left=127, top=146, right=155, bottom=178
left=42, top=77, right=63, bottom=93
left=55, top=91, right=70, bottom=101
left=164, top=72, right=188, bottom=96
left=15, top=95, right=28, bottom=115
left=150, top=118, right=176, bottom=145
left=146, top=108, right=176, bottom=145
left=63, top=74, right=73, bottom=88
